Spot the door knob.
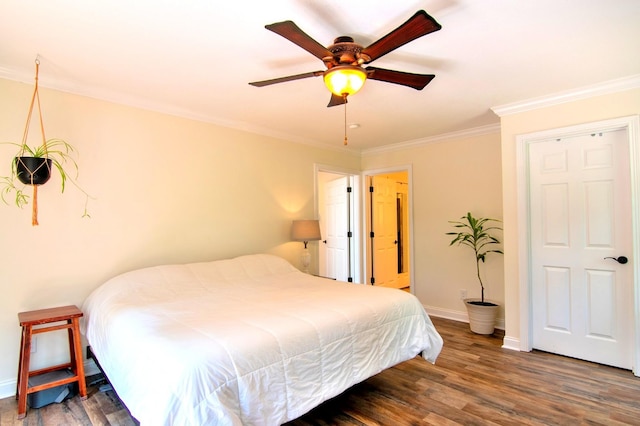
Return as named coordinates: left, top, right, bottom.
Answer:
left=604, top=256, right=628, bottom=264
left=322, top=240, right=327, bottom=244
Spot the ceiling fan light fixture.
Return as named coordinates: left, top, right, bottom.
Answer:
left=323, top=66, right=367, bottom=96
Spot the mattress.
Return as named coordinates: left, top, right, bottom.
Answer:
left=82, top=254, right=443, bottom=425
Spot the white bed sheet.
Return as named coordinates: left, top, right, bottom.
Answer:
left=82, top=254, right=443, bottom=425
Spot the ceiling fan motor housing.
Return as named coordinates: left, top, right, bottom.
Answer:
left=325, top=36, right=370, bottom=67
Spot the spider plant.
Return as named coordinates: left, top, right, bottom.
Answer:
left=1, top=138, right=91, bottom=220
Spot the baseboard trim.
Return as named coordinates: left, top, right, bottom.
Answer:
left=424, top=304, right=505, bottom=330
left=0, top=377, right=13, bottom=400
left=502, top=336, right=521, bottom=351
left=0, top=359, right=100, bottom=400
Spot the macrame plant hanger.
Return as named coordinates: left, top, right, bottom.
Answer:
left=19, top=58, right=51, bottom=226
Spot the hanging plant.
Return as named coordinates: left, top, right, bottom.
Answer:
left=0, top=59, right=91, bottom=225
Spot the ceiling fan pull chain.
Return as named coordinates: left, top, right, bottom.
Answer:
left=343, top=94, right=348, bottom=146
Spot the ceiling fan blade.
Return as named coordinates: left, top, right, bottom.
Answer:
left=366, top=67, right=435, bottom=90
left=327, top=93, right=347, bottom=107
left=249, top=71, right=324, bottom=87
left=362, top=10, right=441, bottom=63
left=265, top=20, right=333, bottom=61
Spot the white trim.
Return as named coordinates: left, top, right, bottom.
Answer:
left=425, top=305, right=506, bottom=331
left=0, top=67, right=363, bottom=155
left=492, top=74, right=640, bottom=117
left=361, top=124, right=501, bottom=156
left=502, top=336, right=521, bottom=351
left=516, top=126, right=533, bottom=352
left=0, top=377, right=14, bottom=400
left=628, top=116, right=640, bottom=377
left=516, top=115, right=640, bottom=376
left=1, top=65, right=500, bottom=154
left=425, top=305, right=468, bottom=323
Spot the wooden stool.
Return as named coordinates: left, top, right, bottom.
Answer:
left=16, top=305, right=87, bottom=419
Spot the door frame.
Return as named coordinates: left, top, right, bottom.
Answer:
left=314, top=164, right=362, bottom=283
left=515, top=115, right=640, bottom=376
left=362, top=165, right=415, bottom=292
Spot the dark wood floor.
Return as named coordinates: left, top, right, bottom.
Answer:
left=1, top=317, right=639, bottom=425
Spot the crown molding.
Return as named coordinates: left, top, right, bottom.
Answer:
left=0, top=66, right=496, bottom=156
left=4, top=64, right=636, bottom=156
left=492, top=74, right=640, bottom=117
left=361, top=123, right=501, bottom=157
left=0, top=67, right=360, bottom=155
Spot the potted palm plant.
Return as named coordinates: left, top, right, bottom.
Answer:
left=0, top=59, right=90, bottom=225
left=447, top=212, right=503, bottom=334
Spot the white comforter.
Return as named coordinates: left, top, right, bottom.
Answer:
left=82, top=254, right=443, bottom=425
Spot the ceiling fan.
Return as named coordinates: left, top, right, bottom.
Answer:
left=249, top=10, right=442, bottom=107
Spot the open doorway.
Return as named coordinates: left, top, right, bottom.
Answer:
left=364, top=169, right=412, bottom=291
left=315, top=164, right=412, bottom=290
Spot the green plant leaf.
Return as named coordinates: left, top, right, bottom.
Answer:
left=447, top=212, right=503, bottom=303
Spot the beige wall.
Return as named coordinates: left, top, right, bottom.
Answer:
left=361, top=131, right=505, bottom=321
left=499, top=87, right=640, bottom=344
left=0, top=78, right=360, bottom=393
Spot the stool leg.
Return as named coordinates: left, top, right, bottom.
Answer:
left=16, top=325, right=32, bottom=419
left=66, top=319, right=75, bottom=369
left=70, top=317, right=87, bottom=399
left=15, top=326, right=25, bottom=400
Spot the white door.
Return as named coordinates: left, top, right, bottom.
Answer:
left=371, top=175, right=399, bottom=288
left=319, top=176, right=350, bottom=281
left=529, top=129, right=633, bottom=369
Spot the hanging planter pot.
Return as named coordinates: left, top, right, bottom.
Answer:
left=15, top=156, right=52, bottom=185
left=13, top=156, right=52, bottom=225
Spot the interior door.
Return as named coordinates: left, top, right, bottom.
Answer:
left=319, top=176, right=350, bottom=281
left=371, top=175, right=399, bottom=287
left=529, top=129, right=633, bottom=369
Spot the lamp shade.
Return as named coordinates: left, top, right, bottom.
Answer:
left=291, top=220, right=322, bottom=243
left=323, top=65, right=367, bottom=97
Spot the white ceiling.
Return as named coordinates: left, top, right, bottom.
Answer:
left=1, top=1, right=639, bottom=151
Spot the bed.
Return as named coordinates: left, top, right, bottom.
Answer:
left=82, top=253, right=443, bottom=425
